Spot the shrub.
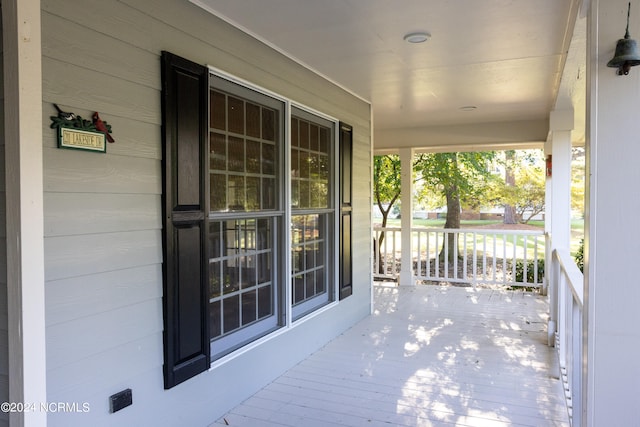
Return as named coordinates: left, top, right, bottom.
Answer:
left=574, top=239, right=584, bottom=272
left=514, top=259, right=545, bottom=284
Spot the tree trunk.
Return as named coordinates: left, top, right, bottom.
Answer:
left=440, top=184, right=460, bottom=264
left=376, top=198, right=398, bottom=274
left=504, top=205, right=517, bottom=224
left=376, top=212, right=388, bottom=274
left=504, top=150, right=517, bottom=224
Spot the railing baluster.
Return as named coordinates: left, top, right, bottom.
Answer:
left=453, top=230, right=458, bottom=279
left=427, top=231, right=431, bottom=278
left=512, top=234, right=517, bottom=282
left=523, top=235, right=529, bottom=286
left=391, top=229, right=397, bottom=277
left=463, top=231, right=468, bottom=282
left=492, top=233, right=497, bottom=284
left=444, top=231, right=449, bottom=279
left=435, top=232, right=440, bottom=279
left=372, top=226, right=546, bottom=288
left=533, top=236, right=538, bottom=286
left=416, top=230, right=422, bottom=279
left=502, top=233, right=508, bottom=285
left=472, top=231, right=478, bottom=288
left=482, top=233, right=487, bottom=283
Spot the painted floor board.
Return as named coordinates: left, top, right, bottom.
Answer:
left=213, top=285, right=570, bottom=427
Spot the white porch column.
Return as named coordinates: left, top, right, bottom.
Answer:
left=546, top=110, right=574, bottom=348
left=585, top=1, right=640, bottom=425
left=398, top=148, right=414, bottom=286
left=3, top=0, right=47, bottom=426
left=549, top=109, right=574, bottom=252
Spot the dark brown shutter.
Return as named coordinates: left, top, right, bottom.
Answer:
left=339, top=123, right=353, bottom=300
left=161, top=51, right=210, bottom=388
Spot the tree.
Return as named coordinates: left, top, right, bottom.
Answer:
left=488, top=150, right=546, bottom=224
left=415, top=151, right=496, bottom=262
left=571, top=147, right=585, bottom=216
left=512, top=163, right=545, bottom=223
left=373, top=155, right=401, bottom=272
left=503, top=150, right=518, bottom=224
left=373, top=155, right=401, bottom=229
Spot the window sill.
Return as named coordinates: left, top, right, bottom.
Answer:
left=208, top=300, right=339, bottom=371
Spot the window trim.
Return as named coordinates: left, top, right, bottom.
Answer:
left=289, top=106, right=337, bottom=319
left=207, top=75, right=287, bottom=360
left=290, top=102, right=342, bottom=308
left=203, top=65, right=343, bottom=357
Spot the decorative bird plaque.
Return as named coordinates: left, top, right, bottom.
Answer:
left=50, top=104, right=115, bottom=153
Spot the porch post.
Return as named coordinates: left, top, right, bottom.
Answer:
left=2, top=0, right=47, bottom=426
left=549, top=109, right=573, bottom=251
left=547, top=109, right=573, bottom=349
left=585, top=1, right=640, bottom=425
left=398, top=148, right=414, bottom=286
left=543, top=138, right=553, bottom=334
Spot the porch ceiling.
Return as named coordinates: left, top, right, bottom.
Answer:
left=192, top=0, right=585, bottom=152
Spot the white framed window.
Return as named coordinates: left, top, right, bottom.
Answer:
left=161, top=51, right=353, bottom=385
left=207, top=76, right=286, bottom=360
left=206, top=75, right=337, bottom=358
left=290, top=108, right=335, bottom=319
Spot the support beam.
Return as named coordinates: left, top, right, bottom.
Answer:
left=398, top=148, right=414, bottom=286
left=2, top=0, right=47, bottom=426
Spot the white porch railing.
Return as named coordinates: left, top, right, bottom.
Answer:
left=373, top=226, right=545, bottom=289
left=372, top=227, right=401, bottom=280
left=551, top=247, right=584, bottom=426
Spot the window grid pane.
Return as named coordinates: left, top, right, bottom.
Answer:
left=209, top=89, right=278, bottom=212
left=208, top=77, right=285, bottom=360
left=290, top=112, right=333, bottom=313
left=209, top=219, right=274, bottom=339
left=291, top=214, right=328, bottom=306
left=291, top=117, right=330, bottom=210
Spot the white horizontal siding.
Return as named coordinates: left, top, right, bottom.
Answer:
left=44, top=230, right=162, bottom=281
left=41, top=0, right=371, bottom=426
left=42, top=13, right=160, bottom=91
left=44, top=147, right=160, bottom=194
left=44, top=193, right=161, bottom=237
left=43, top=57, right=159, bottom=125
left=46, top=333, right=163, bottom=402
left=47, top=299, right=162, bottom=371
left=46, top=265, right=162, bottom=326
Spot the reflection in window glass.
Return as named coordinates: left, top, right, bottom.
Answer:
left=206, top=75, right=339, bottom=359
left=209, top=88, right=278, bottom=212
left=291, top=214, right=328, bottom=306
left=208, top=77, right=283, bottom=360
left=209, top=219, right=274, bottom=339
left=290, top=109, right=333, bottom=317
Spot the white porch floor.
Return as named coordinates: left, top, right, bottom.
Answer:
left=213, top=284, right=570, bottom=427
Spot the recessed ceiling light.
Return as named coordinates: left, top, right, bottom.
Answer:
left=404, top=32, right=431, bottom=44
left=459, top=106, right=477, bottom=112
